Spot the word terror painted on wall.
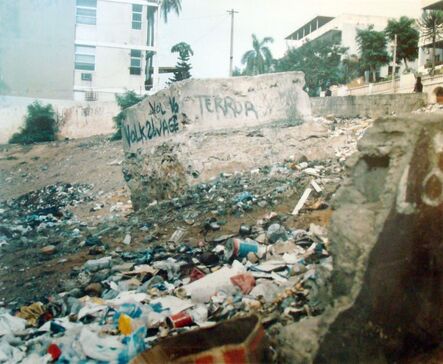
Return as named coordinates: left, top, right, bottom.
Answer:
left=196, top=95, right=258, bottom=119
left=123, top=97, right=180, bottom=147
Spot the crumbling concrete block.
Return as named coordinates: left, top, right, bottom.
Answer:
left=278, top=114, right=443, bottom=363
left=122, top=72, right=313, bottom=209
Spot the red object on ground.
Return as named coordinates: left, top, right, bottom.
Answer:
left=230, top=273, right=256, bottom=294
left=167, top=311, right=194, bottom=329
left=48, top=343, right=62, bottom=361
left=190, top=267, right=206, bottom=282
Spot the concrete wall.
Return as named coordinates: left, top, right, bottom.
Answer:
left=311, top=94, right=428, bottom=118
left=0, top=0, right=75, bottom=99
left=0, top=96, right=118, bottom=143
left=122, top=72, right=312, bottom=152
left=121, top=72, right=313, bottom=209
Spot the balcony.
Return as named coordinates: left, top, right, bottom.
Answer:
left=423, top=0, right=443, bottom=10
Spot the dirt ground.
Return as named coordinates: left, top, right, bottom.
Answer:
left=0, top=134, right=334, bottom=307
left=0, top=135, right=126, bottom=202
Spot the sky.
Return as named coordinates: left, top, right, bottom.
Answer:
left=157, top=0, right=421, bottom=81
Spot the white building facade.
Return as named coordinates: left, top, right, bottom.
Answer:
left=0, top=0, right=160, bottom=101
left=74, top=0, right=160, bottom=101
left=418, top=0, right=443, bottom=74
left=285, top=14, right=401, bottom=80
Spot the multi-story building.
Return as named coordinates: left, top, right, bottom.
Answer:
left=285, top=14, right=401, bottom=81
left=286, top=14, right=390, bottom=56
left=418, top=0, right=443, bottom=73
left=0, top=0, right=160, bottom=101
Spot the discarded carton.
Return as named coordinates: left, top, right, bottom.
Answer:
left=130, top=315, right=267, bottom=364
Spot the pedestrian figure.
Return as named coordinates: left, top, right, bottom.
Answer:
left=414, top=77, right=423, bottom=93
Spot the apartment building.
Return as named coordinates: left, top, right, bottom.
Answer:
left=286, top=14, right=389, bottom=55
left=418, top=0, right=443, bottom=72
left=285, top=14, right=402, bottom=80
left=0, top=0, right=159, bottom=101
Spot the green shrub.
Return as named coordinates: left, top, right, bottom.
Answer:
left=112, top=91, right=144, bottom=140
left=9, top=101, right=58, bottom=144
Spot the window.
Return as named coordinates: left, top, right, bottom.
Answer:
left=81, top=73, right=92, bottom=81
left=76, top=0, right=97, bottom=25
left=130, top=49, right=142, bottom=75
left=75, top=45, right=96, bottom=71
left=132, top=4, right=143, bottom=30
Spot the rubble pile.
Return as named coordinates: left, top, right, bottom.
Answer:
left=279, top=114, right=443, bottom=363
left=0, top=183, right=94, bottom=232
left=414, top=102, right=443, bottom=113
left=0, top=216, right=332, bottom=362
left=0, top=116, right=374, bottom=362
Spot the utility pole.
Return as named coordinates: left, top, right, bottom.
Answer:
left=392, top=34, right=397, bottom=93
left=227, top=9, right=238, bottom=77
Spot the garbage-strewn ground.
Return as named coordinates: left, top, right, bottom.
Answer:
left=0, top=118, right=371, bottom=362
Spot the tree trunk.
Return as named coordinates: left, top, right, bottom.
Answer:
left=371, top=66, right=376, bottom=83
left=404, top=58, right=409, bottom=73
left=432, top=32, right=436, bottom=76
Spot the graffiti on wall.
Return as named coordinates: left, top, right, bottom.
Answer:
left=196, top=95, right=258, bottom=119
left=123, top=97, right=180, bottom=147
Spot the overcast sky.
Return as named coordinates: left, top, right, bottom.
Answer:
left=157, top=0, right=421, bottom=81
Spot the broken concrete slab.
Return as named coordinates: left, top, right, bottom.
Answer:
left=121, top=72, right=317, bottom=209
left=278, top=114, right=443, bottom=363
left=122, top=72, right=311, bottom=152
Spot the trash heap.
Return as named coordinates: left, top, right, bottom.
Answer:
left=0, top=213, right=331, bottom=362
left=0, top=182, right=94, bottom=235
left=0, top=116, right=374, bottom=362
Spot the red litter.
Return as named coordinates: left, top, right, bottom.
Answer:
left=48, top=343, right=62, bottom=361
left=189, top=267, right=206, bottom=282
left=230, top=273, right=256, bottom=294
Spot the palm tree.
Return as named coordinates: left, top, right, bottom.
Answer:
left=170, top=42, right=194, bottom=82
left=160, top=0, right=182, bottom=23
left=418, top=10, right=443, bottom=75
left=241, top=34, right=274, bottom=76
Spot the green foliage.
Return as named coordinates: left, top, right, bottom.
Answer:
left=232, top=67, right=245, bottom=77
left=418, top=10, right=443, bottom=74
left=276, top=38, right=348, bottom=96
left=169, top=42, right=194, bottom=83
left=385, top=16, right=419, bottom=71
left=9, top=101, right=58, bottom=144
left=161, top=0, right=182, bottom=23
left=241, top=34, right=274, bottom=75
left=356, top=25, right=390, bottom=82
left=340, top=54, right=363, bottom=83
left=112, top=91, right=144, bottom=140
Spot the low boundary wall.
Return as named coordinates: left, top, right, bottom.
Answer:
left=311, top=94, right=428, bottom=118
left=0, top=96, right=118, bottom=143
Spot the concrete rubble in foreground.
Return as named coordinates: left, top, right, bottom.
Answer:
left=279, top=114, right=443, bottom=363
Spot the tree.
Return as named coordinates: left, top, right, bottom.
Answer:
left=385, top=16, right=419, bottom=72
left=112, top=91, right=144, bottom=140
left=276, top=38, right=348, bottom=96
left=9, top=101, right=58, bottom=144
left=232, top=67, right=245, bottom=77
left=341, top=54, right=363, bottom=83
left=241, top=34, right=274, bottom=76
left=356, top=25, right=390, bottom=82
left=418, top=10, right=443, bottom=75
left=160, top=0, right=182, bottom=23
left=169, top=42, right=194, bottom=83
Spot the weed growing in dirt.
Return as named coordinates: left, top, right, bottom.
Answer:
left=9, top=101, right=58, bottom=144
left=111, top=91, right=145, bottom=140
